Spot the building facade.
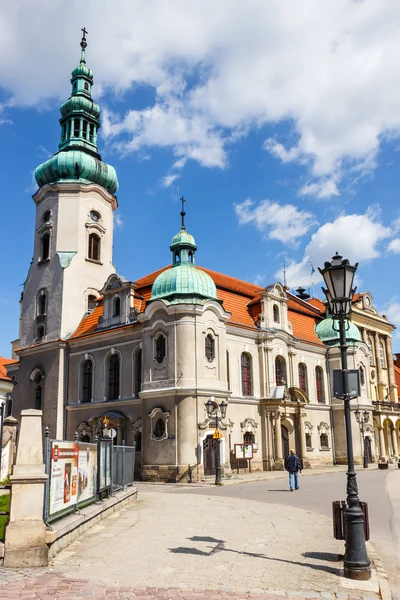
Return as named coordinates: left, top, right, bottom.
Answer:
left=5, top=34, right=400, bottom=481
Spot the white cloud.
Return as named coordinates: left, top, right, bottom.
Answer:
left=388, top=238, right=400, bottom=253
left=172, top=158, right=187, bottom=170
left=161, top=174, right=180, bottom=188
left=278, top=209, right=392, bottom=288
left=299, top=178, right=340, bottom=200
left=114, top=212, right=124, bottom=228
left=235, top=198, right=317, bottom=246
left=1, top=2, right=400, bottom=185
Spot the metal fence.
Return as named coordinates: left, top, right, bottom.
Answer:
left=112, top=442, right=136, bottom=492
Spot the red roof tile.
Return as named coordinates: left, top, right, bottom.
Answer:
left=307, top=298, right=326, bottom=312
left=0, top=356, right=17, bottom=381
left=394, top=364, right=400, bottom=388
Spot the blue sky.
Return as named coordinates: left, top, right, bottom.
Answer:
left=0, top=0, right=400, bottom=357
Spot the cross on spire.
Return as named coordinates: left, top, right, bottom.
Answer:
left=180, top=196, right=186, bottom=229
left=80, top=27, right=88, bottom=61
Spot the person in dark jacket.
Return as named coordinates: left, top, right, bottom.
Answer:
left=284, top=449, right=302, bottom=491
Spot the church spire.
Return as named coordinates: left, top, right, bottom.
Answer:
left=80, top=27, right=88, bottom=63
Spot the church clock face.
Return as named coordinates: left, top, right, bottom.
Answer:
left=365, top=296, right=371, bottom=308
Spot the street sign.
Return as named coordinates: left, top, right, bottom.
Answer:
left=213, top=429, right=222, bottom=439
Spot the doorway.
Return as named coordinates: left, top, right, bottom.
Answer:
left=281, top=425, right=289, bottom=459
left=203, top=435, right=218, bottom=475
left=364, top=436, right=373, bottom=463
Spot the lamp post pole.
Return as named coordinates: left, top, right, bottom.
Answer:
left=205, top=397, right=228, bottom=486
left=319, top=253, right=371, bottom=581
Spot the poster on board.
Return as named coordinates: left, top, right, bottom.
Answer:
left=77, top=444, right=97, bottom=504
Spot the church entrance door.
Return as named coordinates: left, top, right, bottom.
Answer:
left=364, top=436, right=373, bottom=463
left=281, top=425, right=289, bottom=459
left=203, top=435, right=217, bottom=475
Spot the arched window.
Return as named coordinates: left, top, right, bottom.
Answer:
left=113, top=296, right=121, bottom=317
left=298, top=363, right=307, bottom=394
left=205, top=334, right=215, bottom=361
left=108, top=353, right=120, bottom=400
left=88, top=295, right=96, bottom=311
left=306, top=433, right=312, bottom=450
left=275, top=356, right=287, bottom=386
left=88, top=233, right=100, bottom=261
left=41, top=233, right=50, bottom=261
left=37, top=292, right=46, bottom=316
left=154, top=418, right=166, bottom=439
left=244, top=431, right=255, bottom=444
left=226, top=350, right=230, bottom=390
left=188, top=251, right=193, bottom=263
left=36, top=325, right=45, bottom=340
left=82, top=359, right=93, bottom=403
left=367, top=338, right=373, bottom=366
left=273, top=304, right=280, bottom=323
left=42, top=210, right=51, bottom=223
left=379, top=342, right=385, bottom=368
left=5, top=397, right=12, bottom=418
left=33, top=371, right=43, bottom=410
left=360, top=365, right=365, bottom=386
left=154, top=334, right=166, bottom=364
left=241, top=352, right=253, bottom=396
left=315, top=366, right=325, bottom=403
left=135, top=349, right=142, bottom=397
left=174, top=252, right=180, bottom=263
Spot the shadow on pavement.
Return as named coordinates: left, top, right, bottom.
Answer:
left=169, top=537, right=340, bottom=575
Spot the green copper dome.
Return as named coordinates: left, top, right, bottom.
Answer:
left=315, top=316, right=362, bottom=347
left=151, top=201, right=218, bottom=305
left=151, top=264, right=218, bottom=304
left=34, top=30, right=118, bottom=196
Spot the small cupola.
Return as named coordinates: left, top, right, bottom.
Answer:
left=170, top=197, right=197, bottom=265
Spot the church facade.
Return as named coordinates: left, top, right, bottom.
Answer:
left=6, top=34, right=400, bottom=481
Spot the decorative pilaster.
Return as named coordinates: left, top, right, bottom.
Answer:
left=391, top=427, right=399, bottom=457
left=298, top=411, right=310, bottom=468
left=378, top=426, right=386, bottom=458
left=385, top=335, right=398, bottom=402
left=374, top=333, right=384, bottom=400
left=272, top=412, right=284, bottom=470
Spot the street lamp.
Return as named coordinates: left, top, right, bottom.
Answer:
left=355, top=410, right=370, bottom=469
left=205, top=397, right=228, bottom=485
left=319, top=253, right=371, bottom=581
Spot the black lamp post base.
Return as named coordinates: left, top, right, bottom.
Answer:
left=343, top=565, right=371, bottom=581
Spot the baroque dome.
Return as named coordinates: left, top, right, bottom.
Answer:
left=151, top=264, right=217, bottom=304
left=315, top=316, right=362, bottom=346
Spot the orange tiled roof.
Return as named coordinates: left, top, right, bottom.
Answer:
left=0, top=356, right=17, bottom=381
left=70, top=265, right=324, bottom=345
left=394, top=364, right=400, bottom=388
left=307, top=297, right=326, bottom=312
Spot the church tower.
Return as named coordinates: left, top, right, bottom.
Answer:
left=19, top=29, right=118, bottom=348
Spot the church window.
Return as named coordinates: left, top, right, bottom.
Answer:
left=74, top=118, right=80, bottom=137
left=135, top=349, right=142, bottom=397
left=360, top=365, right=365, bottom=386
left=275, top=356, right=287, bottom=386
left=89, top=123, right=95, bottom=143
left=90, top=210, right=100, bottom=222
left=84, top=82, right=89, bottom=91
left=379, top=342, right=385, bottom=368
left=154, top=334, right=166, bottom=364
left=320, top=433, right=329, bottom=449
left=88, top=295, right=96, bottom=311
left=188, top=251, right=193, bottom=263
left=61, top=124, right=66, bottom=142
left=42, top=210, right=51, bottom=223
left=298, top=363, right=307, bottom=394
left=205, top=334, right=215, bottom=361
left=244, top=431, right=255, bottom=444
left=33, top=371, right=43, bottom=410
left=113, top=296, right=121, bottom=317
left=273, top=304, right=280, bottom=323
left=316, top=366, right=325, bottom=403
left=108, top=353, right=120, bottom=400
left=175, top=252, right=180, bottom=264
left=5, top=397, right=12, bottom=418
left=36, top=325, right=45, bottom=340
left=37, top=292, right=46, bottom=316
left=241, top=352, right=253, bottom=396
left=153, top=418, right=166, bottom=439
left=40, top=233, right=50, bottom=261
left=88, top=233, right=100, bottom=261
left=226, top=350, right=230, bottom=390
left=367, top=338, right=374, bottom=366
left=82, top=359, right=93, bottom=403
left=306, top=433, right=312, bottom=450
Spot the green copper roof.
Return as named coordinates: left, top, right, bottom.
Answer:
left=151, top=264, right=217, bottom=304
left=171, top=229, right=197, bottom=248
left=34, top=29, right=118, bottom=196
left=315, top=316, right=362, bottom=347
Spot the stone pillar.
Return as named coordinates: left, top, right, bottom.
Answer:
left=391, top=427, right=399, bottom=457
left=272, top=412, right=284, bottom=470
left=4, top=409, right=48, bottom=567
left=378, top=426, right=386, bottom=458
left=374, top=333, right=384, bottom=400
left=1, top=416, right=18, bottom=478
left=385, top=336, right=398, bottom=402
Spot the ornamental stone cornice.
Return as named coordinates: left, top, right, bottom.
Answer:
left=33, top=181, right=118, bottom=210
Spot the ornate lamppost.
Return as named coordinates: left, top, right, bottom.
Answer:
left=319, top=252, right=371, bottom=581
left=205, top=397, right=228, bottom=485
left=355, top=410, right=370, bottom=469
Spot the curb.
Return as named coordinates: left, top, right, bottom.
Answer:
left=366, top=541, right=392, bottom=600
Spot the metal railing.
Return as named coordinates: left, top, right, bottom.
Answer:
left=112, top=442, right=136, bottom=492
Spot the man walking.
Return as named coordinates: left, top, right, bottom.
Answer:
left=284, top=448, right=302, bottom=491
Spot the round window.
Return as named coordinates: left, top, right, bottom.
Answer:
left=90, top=210, right=101, bottom=222
left=154, top=418, right=166, bottom=439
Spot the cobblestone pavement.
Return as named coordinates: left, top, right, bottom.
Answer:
left=0, top=571, right=382, bottom=600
